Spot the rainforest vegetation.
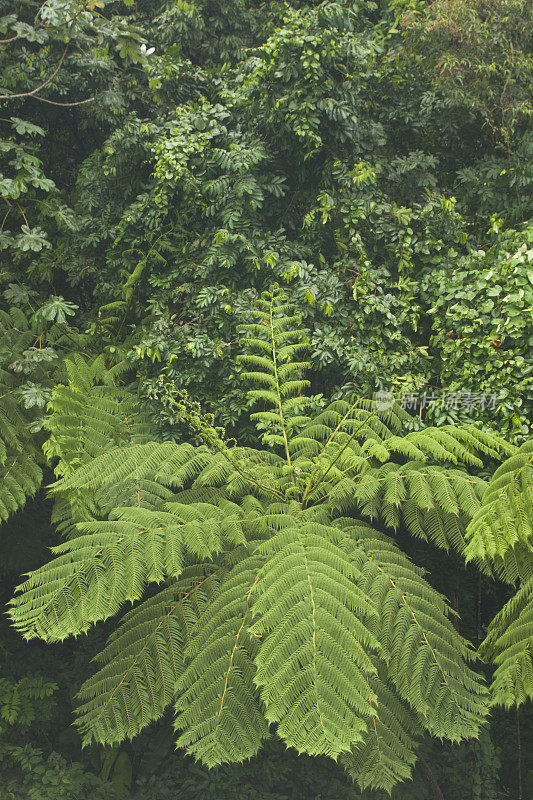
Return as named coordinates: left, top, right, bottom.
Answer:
left=0, top=1, right=532, bottom=798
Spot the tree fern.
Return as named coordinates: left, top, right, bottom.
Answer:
left=9, top=287, right=520, bottom=791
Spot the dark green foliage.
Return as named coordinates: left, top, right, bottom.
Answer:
left=424, top=221, right=533, bottom=438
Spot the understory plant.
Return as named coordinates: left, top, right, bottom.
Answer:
left=8, top=288, right=532, bottom=793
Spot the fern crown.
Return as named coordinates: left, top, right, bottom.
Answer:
left=8, top=287, right=531, bottom=793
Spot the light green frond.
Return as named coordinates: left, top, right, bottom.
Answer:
left=250, top=522, right=381, bottom=759
left=0, top=368, right=43, bottom=521
left=279, top=379, right=310, bottom=397
left=498, top=543, right=533, bottom=584
left=174, top=556, right=270, bottom=766
left=51, top=442, right=198, bottom=494
left=9, top=504, right=239, bottom=641
left=479, top=576, right=533, bottom=708
left=102, top=478, right=177, bottom=514
left=6, top=293, right=507, bottom=790
left=341, top=524, right=488, bottom=741
left=10, top=535, right=142, bottom=642
left=465, top=441, right=533, bottom=562
left=76, top=572, right=219, bottom=745
left=351, top=463, right=485, bottom=548
left=402, top=502, right=469, bottom=555
left=402, top=429, right=478, bottom=466
left=0, top=449, right=42, bottom=522
left=238, top=287, right=310, bottom=457
left=403, top=426, right=515, bottom=468
left=43, top=355, right=151, bottom=480
left=341, top=669, right=420, bottom=793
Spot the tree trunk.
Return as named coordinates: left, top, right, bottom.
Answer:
left=415, top=749, right=445, bottom=800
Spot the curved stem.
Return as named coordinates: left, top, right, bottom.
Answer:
left=268, top=295, right=291, bottom=469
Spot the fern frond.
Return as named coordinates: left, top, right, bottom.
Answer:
left=76, top=571, right=219, bottom=745
left=349, top=463, right=485, bottom=553
left=402, top=503, right=470, bottom=555
left=43, top=355, right=151, bottom=480
left=0, top=367, right=43, bottom=521
left=341, top=669, right=420, bottom=793
left=479, top=576, right=533, bottom=708
left=51, top=442, right=197, bottom=494
left=497, top=543, right=533, bottom=584
left=465, top=441, right=533, bottom=562
left=340, top=523, right=488, bottom=740
left=250, top=521, right=381, bottom=759
left=238, top=287, right=311, bottom=458
left=9, top=504, right=243, bottom=641
left=0, top=449, right=43, bottom=522
left=391, top=426, right=514, bottom=468
left=174, top=556, right=270, bottom=766
left=41, top=355, right=156, bottom=536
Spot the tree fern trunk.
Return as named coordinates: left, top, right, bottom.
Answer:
left=415, top=750, right=445, bottom=800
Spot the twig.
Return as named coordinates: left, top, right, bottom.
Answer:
left=0, top=45, right=68, bottom=100
left=29, top=94, right=96, bottom=106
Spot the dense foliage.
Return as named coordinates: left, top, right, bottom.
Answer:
left=0, top=0, right=531, bottom=798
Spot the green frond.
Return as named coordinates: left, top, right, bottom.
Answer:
left=51, top=442, right=197, bottom=494
left=479, top=576, right=533, bottom=708
left=238, top=287, right=310, bottom=457
left=450, top=426, right=517, bottom=460
left=102, top=477, right=177, bottom=514
left=350, top=463, right=485, bottom=553
left=0, top=368, right=43, bottom=522
left=340, top=523, right=488, bottom=741
left=174, top=556, right=270, bottom=766
left=279, top=378, right=310, bottom=397
left=9, top=503, right=244, bottom=641
left=247, top=389, right=282, bottom=406
left=76, top=572, right=219, bottom=745
left=250, top=522, right=381, bottom=759
left=341, top=669, right=420, bottom=793
left=0, top=449, right=43, bottom=522
left=465, top=441, right=533, bottom=563
left=402, top=429, right=480, bottom=467
left=41, top=355, right=155, bottom=534
left=497, top=543, right=533, bottom=584
left=44, top=355, right=151, bottom=480
left=402, top=503, right=469, bottom=555
left=403, top=426, right=515, bottom=468
left=240, top=372, right=278, bottom=390
left=302, top=405, right=391, bottom=445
